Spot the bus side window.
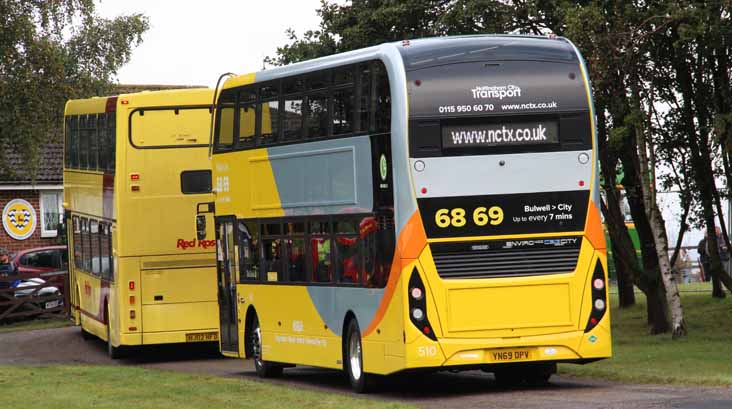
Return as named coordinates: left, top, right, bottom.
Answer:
left=262, top=238, right=282, bottom=282
left=304, top=93, right=329, bottom=138
left=97, top=114, right=107, bottom=171
left=79, top=115, right=90, bottom=169
left=90, top=220, right=100, bottom=275
left=262, top=223, right=284, bottom=282
left=73, top=216, right=82, bottom=270
left=283, top=96, right=304, bottom=141
left=89, top=114, right=99, bottom=171
left=81, top=218, right=90, bottom=272
left=310, top=220, right=332, bottom=283
left=373, top=61, right=391, bottom=134
left=357, top=64, right=371, bottom=133
left=260, top=83, right=280, bottom=145
left=334, top=220, right=359, bottom=284
left=364, top=213, right=394, bottom=288
left=332, top=88, right=354, bottom=136
left=215, top=89, right=236, bottom=150
left=238, top=87, right=256, bottom=147
left=100, top=223, right=112, bottom=281
left=238, top=221, right=259, bottom=282
left=106, top=112, right=116, bottom=172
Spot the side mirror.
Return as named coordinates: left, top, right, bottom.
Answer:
left=196, top=215, right=206, bottom=241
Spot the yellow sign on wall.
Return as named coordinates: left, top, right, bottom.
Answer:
left=2, top=199, right=36, bottom=240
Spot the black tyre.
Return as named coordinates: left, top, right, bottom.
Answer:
left=523, top=363, right=556, bottom=386
left=493, top=367, right=524, bottom=388
left=494, top=363, right=555, bottom=387
left=250, top=314, right=283, bottom=378
left=344, top=319, right=375, bottom=393
left=80, top=326, right=93, bottom=341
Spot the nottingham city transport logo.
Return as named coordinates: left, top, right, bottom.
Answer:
left=471, top=84, right=522, bottom=100
left=2, top=199, right=37, bottom=240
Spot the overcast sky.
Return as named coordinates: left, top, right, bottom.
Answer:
left=96, top=0, right=324, bottom=87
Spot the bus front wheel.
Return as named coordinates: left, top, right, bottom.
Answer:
left=250, top=314, right=283, bottom=378
left=344, top=319, right=374, bottom=393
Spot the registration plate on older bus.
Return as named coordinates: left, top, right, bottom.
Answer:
left=186, top=332, right=219, bottom=342
left=490, top=348, right=533, bottom=362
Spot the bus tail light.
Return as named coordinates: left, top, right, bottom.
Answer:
left=130, top=310, right=136, bottom=319
left=129, top=281, right=135, bottom=290
left=129, top=296, right=135, bottom=305
left=408, top=268, right=436, bottom=341
left=584, top=260, right=607, bottom=332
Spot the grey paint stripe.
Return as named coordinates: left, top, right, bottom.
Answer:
left=410, top=150, right=593, bottom=198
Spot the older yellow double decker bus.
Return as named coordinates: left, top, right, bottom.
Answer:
left=64, top=89, right=219, bottom=358
left=209, top=35, right=610, bottom=392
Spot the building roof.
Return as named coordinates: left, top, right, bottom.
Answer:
left=0, top=141, right=63, bottom=186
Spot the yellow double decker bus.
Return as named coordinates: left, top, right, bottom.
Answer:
left=64, top=89, right=219, bottom=358
left=209, top=35, right=610, bottom=391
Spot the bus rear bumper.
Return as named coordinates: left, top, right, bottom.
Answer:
left=405, top=322, right=611, bottom=370
left=119, top=328, right=219, bottom=346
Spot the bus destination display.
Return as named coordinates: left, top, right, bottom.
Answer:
left=442, top=121, right=559, bottom=149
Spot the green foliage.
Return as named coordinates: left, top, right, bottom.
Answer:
left=0, top=0, right=148, bottom=179
left=266, top=0, right=558, bottom=65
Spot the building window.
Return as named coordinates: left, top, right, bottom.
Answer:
left=40, top=190, right=63, bottom=238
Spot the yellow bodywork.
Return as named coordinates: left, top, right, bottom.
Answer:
left=213, top=65, right=610, bottom=375
left=65, top=89, right=219, bottom=348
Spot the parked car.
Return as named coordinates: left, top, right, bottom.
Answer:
left=12, top=245, right=68, bottom=295
left=12, top=278, right=63, bottom=310
left=13, top=246, right=68, bottom=274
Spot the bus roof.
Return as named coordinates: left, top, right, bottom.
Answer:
left=64, top=88, right=213, bottom=116
left=221, top=35, right=578, bottom=90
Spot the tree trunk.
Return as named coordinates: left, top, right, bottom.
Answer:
left=645, top=282, right=669, bottom=334
left=595, top=100, right=638, bottom=306
left=631, top=79, right=687, bottom=338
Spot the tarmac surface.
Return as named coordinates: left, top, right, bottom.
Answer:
left=1, top=325, right=731, bottom=409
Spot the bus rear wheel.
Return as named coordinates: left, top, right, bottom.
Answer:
left=106, top=309, right=124, bottom=359
left=344, top=319, right=374, bottom=393
left=80, top=326, right=93, bottom=341
left=494, top=363, right=555, bottom=387
left=250, top=314, right=282, bottom=378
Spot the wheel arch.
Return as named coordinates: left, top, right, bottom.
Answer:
left=341, top=310, right=358, bottom=366
left=244, top=304, right=258, bottom=358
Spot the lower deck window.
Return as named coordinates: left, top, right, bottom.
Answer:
left=236, top=213, right=394, bottom=288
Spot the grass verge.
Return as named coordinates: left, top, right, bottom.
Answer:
left=559, top=290, right=732, bottom=386
left=0, top=365, right=413, bottom=409
left=0, top=317, right=71, bottom=334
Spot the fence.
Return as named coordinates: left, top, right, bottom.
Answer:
left=0, top=270, right=69, bottom=324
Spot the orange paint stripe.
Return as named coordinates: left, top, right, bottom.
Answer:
left=585, top=200, right=607, bottom=254
left=363, top=211, right=427, bottom=336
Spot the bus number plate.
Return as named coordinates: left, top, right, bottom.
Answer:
left=186, top=331, right=219, bottom=342
left=491, top=349, right=532, bottom=362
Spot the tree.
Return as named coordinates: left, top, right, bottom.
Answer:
left=0, top=0, right=149, bottom=179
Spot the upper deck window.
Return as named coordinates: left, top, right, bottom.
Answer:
left=213, top=60, right=390, bottom=153
left=64, top=112, right=116, bottom=174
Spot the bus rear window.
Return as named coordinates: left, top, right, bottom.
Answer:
left=180, top=170, right=212, bottom=194
left=130, top=107, right=211, bottom=148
